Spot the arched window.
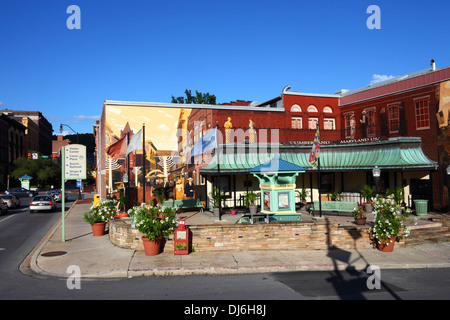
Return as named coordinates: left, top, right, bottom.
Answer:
left=290, top=104, right=301, bottom=112
left=307, top=105, right=318, bottom=112
left=323, top=106, right=333, bottom=113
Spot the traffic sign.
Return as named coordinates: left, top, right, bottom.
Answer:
left=64, top=144, right=87, bottom=180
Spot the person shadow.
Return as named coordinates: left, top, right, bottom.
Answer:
left=324, top=218, right=402, bottom=300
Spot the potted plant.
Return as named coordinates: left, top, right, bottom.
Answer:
left=353, top=206, right=366, bottom=225
left=245, top=190, right=258, bottom=215
left=327, top=191, right=343, bottom=201
left=299, top=188, right=308, bottom=202
left=117, top=189, right=128, bottom=219
left=360, top=185, right=375, bottom=213
left=83, top=199, right=117, bottom=236
left=386, top=187, right=404, bottom=206
left=209, top=187, right=223, bottom=216
left=153, top=187, right=166, bottom=205
left=132, top=203, right=177, bottom=255
left=370, top=196, right=415, bottom=252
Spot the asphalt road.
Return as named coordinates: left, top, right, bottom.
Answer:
left=1, top=194, right=450, bottom=304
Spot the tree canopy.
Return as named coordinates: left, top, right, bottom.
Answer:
left=11, top=156, right=60, bottom=187
left=171, top=89, right=217, bottom=105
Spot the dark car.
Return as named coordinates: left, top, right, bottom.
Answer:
left=6, top=187, right=37, bottom=198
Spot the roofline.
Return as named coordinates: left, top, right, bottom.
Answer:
left=283, top=91, right=340, bottom=98
left=104, top=100, right=285, bottom=112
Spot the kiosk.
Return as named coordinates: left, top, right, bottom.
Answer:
left=19, top=174, right=33, bottom=191
left=250, top=154, right=306, bottom=222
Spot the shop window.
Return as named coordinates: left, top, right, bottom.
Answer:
left=324, top=118, right=335, bottom=130
left=291, top=117, right=302, bottom=129
left=414, top=97, right=430, bottom=130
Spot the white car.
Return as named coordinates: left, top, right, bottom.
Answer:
left=0, top=194, right=20, bottom=209
left=29, top=195, right=57, bottom=213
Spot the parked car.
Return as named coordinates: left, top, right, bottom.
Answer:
left=29, top=195, right=56, bottom=213
left=0, top=194, right=20, bottom=209
left=0, top=200, right=7, bottom=215
left=6, top=187, right=37, bottom=198
left=47, top=189, right=67, bottom=202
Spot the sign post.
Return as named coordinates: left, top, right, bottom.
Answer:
left=61, top=144, right=87, bottom=242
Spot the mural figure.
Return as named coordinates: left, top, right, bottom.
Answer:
left=224, top=117, right=233, bottom=143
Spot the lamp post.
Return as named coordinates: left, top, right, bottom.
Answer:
left=60, top=123, right=79, bottom=144
left=372, top=166, right=381, bottom=194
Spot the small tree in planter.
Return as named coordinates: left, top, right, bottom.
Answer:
left=360, top=185, right=375, bottom=212
left=326, top=191, right=343, bottom=201
left=245, top=190, right=258, bottom=214
left=209, top=187, right=223, bottom=216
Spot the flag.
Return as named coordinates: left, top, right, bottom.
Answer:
left=191, top=128, right=218, bottom=157
left=309, top=125, right=320, bottom=169
left=126, top=129, right=143, bottom=157
left=106, top=136, right=127, bottom=160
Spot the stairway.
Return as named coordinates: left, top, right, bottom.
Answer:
left=405, top=225, right=450, bottom=247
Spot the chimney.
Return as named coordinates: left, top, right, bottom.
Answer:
left=431, top=59, right=436, bottom=71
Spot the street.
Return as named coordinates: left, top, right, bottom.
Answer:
left=1, top=194, right=450, bottom=303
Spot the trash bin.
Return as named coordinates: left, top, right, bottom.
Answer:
left=414, top=199, right=428, bottom=216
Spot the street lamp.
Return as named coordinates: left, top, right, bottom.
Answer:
left=372, top=166, right=381, bottom=194
left=60, top=123, right=79, bottom=144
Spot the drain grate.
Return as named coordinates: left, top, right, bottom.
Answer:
left=41, top=251, right=67, bottom=257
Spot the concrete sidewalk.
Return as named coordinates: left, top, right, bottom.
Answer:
left=24, top=200, right=450, bottom=279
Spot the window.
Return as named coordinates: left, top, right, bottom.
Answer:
left=291, top=117, right=302, bottom=129
left=344, top=112, right=355, bottom=139
left=307, top=105, right=318, bottom=112
left=309, top=117, right=318, bottom=130
left=323, top=106, right=333, bottom=113
left=324, top=118, right=335, bottom=130
left=415, top=97, right=430, bottom=129
left=290, top=104, right=301, bottom=112
left=388, top=104, right=400, bottom=133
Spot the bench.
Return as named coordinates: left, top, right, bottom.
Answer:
left=162, top=199, right=203, bottom=212
left=309, top=200, right=359, bottom=216
left=240, top=212, right=274, bottom=224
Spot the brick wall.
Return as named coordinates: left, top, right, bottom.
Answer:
left=109, top=218, right=398, bottom=252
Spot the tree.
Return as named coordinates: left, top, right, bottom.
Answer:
left=11, top=156, right=61, bottom=188
left=171, top=89, right=217, bottom=105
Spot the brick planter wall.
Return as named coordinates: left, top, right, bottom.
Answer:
left=109, top=217, right=399, bottom=252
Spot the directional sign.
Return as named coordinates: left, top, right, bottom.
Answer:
left=64, top=144, right=87, bottom=180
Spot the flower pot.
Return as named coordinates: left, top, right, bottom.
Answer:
left=118, top=212, right=129, bottom=219
left=213, top=207, right=220, bottom=217
left=90, top=222, right=107, bottom=236
left=249, top=205, right=257, bottom=215
left=142, top=236, right=165, bottom=256
left=376, top=236, right=397, bottom=252
left=355, top=217, right=366, bottom=225
left=231, top=210, right=237, bottom=215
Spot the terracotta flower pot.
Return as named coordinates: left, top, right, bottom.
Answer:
left=376, top=236, right=397, bottom=252
left=118, top=212, right=129, bottom=219
left=142, top=236, right=165, bottom=256
left=91, top=222, right=107, bottom=236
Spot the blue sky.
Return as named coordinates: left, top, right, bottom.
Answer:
left=1, top=0, right=449, bottom=134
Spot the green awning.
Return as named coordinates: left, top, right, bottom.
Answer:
left=200, top=137, right=438, bottom=174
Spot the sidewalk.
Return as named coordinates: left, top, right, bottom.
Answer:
left=25, top=199, right=450, bottom=279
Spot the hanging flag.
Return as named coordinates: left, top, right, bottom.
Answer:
left=191, top=127, right=218, bottom=157
left=309, top=124, right=320, bottom=169
left=106, top=136, right=127, bottom=160
left=126, top=129, right=143, bottom=157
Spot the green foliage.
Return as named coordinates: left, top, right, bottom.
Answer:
left=326, top=191, right=343, bottom=201
left=360, top=185, right=376, bottom=202
left=245, top=190, right=258, bottom=207
left=153, top=187, right=166, bottom=204
left=386, top=187, right=404, bottom=205
left=83, top=199, right=118, bottom=224
left=209, top=187, right=223, bottom=207
left=171, top=89, right=217, bottom=105
left=130, top=203, right=177, bottom=241
left=11, top=156, right=60, bottom=187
